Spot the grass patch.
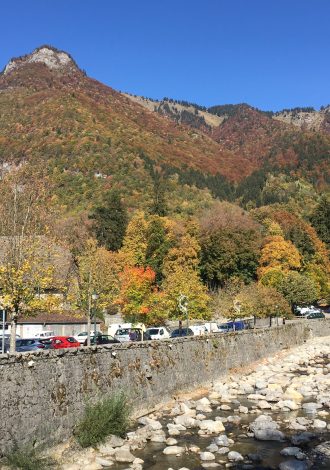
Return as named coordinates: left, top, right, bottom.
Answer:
left=4, top=445, right=55, bottom=470
left=75, top=392, right=130, bottom=448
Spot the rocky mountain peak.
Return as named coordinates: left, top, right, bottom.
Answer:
left=2, top=45, right=79, bottom=75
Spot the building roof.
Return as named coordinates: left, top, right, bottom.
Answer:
left=17, top=312, right=101, bottom=325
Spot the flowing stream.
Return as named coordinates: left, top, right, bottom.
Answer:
left=108, top=341, right=330, bottom=470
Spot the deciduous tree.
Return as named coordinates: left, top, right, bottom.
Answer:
left=120, top=211, right=148, bottom=267
left=258, top=235, right=301, bottom=278
left=116, top=266, right=156, bottom=323
left=262, top=270, right=319, bottom=311
left=0, top=177, right=60, bottom=352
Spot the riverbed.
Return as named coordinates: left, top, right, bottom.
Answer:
left=57, top=336, right=330, bottom=470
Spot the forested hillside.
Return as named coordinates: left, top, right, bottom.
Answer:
left=0, top=45, right=328, bottom=326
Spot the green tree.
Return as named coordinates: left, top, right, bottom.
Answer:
left=262, top=270, right=319, bottom=311
left=145, top=216, right=171, bottom=283
left=150, top=176, right=167, bottom=216
left=286, top=226, right=315, bottom=262
left=200, top=230, right=260, bottom=288
left=310, top=195, right=330, bottom=248
left=90, top=190, right=128, bottom=251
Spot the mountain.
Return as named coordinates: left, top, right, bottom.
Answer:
left=273, top=106, right=330, bottom=133
left=0, top=46, right=239, bottom=177
left=125, top=96, right=330, bottom=188
left=0, top=46, right=329, bottom=217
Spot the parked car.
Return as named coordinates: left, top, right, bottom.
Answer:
left=114, top=328, right=143, bottom=342
left=37, top=338, right=53, bottom=349
left=144, top=327, right=170, bottom=340
left=204, top=322, right=219, bottom=333
left=15, top=338, right=47, bottom=352
left=50, top=336, right=80, bottom=349
left=303, top=311, right=325, bottom=320
left=190, top=325, right=207, bottom=335
left=1, top=338, right=46, bottom=353
left=0, top=337, right=10, bottom=353
left=84, top=334, right=121, bottom=346
left=74, top=331, right=96, bottom=344
left=170, top=328, right=194, bottom=338
left=108, top=322, right=145, bottom=337
left=217, top=321, right=246, bottom=333
left=34, top=330, right=55, bottom=339
left=295, top=306, right=322, bottom=316
left=217, top=324, right=232, bottom=333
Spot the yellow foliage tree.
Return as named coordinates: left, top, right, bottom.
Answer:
left=0, top=237, right=61, bottom=352
left=160, top=234, right=210, bottom=320
left=0, top=176, right=62, bottom=352
left=75, top=239, right=121, bottom=343
left=120, top=211, right=148, bottom=266
left=236, top=283, right=291, bottom=324
left=258, top=235, right=301, bottom=278
left=163, top=234, right=200, bottom=276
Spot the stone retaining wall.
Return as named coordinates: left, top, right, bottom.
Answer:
left=1, top=320, right=330, bottom=454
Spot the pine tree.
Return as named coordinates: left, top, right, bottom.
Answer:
left=90, top=190, right=128, bottom=251
left=145, top=216, right=171, bottom=283
left=310, top=195, right=330, bottom=248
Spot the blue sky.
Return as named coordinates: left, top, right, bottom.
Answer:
left=1, top=0, right=329, bottom=111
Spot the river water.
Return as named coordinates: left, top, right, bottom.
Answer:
left=107, top=340, right=330, bottom=470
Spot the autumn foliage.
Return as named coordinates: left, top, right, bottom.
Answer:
left=117, top=266, right=156, bottom=322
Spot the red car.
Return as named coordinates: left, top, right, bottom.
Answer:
left=50, top=336, right=80, bottom=349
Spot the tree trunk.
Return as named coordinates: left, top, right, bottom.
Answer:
left=86, top=268, right=92, bottom=347
left=253, top=315, right=256, bottom=329
left=10, top=313, right=17, bottom=353
left=87, top=285, right=91, bottom=347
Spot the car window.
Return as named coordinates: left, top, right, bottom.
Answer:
left=116, top=329, right=129, bottom=335
left=54, top=339, right=62, bottom=344
left=67, top=337, right=76, bottom=343
left=148, top=328, right=159, bottom=335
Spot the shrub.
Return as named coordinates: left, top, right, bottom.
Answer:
left=75, top=392, right=130, bottom=448
left=4, top=445, right=54, bottom=469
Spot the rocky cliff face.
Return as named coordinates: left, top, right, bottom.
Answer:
left=274, top=108, right=330, bottom=133
left=2, top=45, right=79, bottom=76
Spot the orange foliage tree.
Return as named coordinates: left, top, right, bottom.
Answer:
left=116, top=266, right=156, bottom=323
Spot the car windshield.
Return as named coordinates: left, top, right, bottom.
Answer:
left=172, top=329, right=190, bottom=335
left=67, top=337, right=76, bottom=343
left=148, top=329, right=160, bottom=335
left=116, top=329, right=130, bottom=336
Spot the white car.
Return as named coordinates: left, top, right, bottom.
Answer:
left=74, top=331, right=96, bottom=344
left=34, top=330, right=55, bottom=339
left=189, top=325, right=206, bottom=336
left=296, top=306, right=322, bottom=316
left=145, top=327, right=170, bottom=340
left=114, top=328, right=144, bottom=342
